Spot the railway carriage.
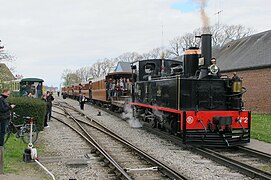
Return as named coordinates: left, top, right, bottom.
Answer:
left=62, top=71, right=132, bottom=110
left=0, top=77, right=44, bottom=98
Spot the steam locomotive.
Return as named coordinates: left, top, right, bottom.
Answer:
left=131, top=34, right=251, bottom=147
left=62, top=34, right=251, bottom=147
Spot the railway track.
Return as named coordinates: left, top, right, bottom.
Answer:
left=195, top=146, right=271, bottom=180
left=53, top=100, right=188, bottom=180
left=143, top=124, right=271, bottom=180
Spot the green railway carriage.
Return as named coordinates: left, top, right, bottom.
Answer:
left=0, top=77, right=44, bottom=98
left=19, top=78, right=44, bottom=97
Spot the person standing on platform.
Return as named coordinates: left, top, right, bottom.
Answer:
left=42, top=93, right=49, bottom=128
left=46, top=91, right=54, bottom=121
left=79, top=93, right=86, bottom=110
left=0, top=89, right=16, bottom=146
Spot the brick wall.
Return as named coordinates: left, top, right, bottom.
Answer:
left=223, top=68, right=271, bottom=114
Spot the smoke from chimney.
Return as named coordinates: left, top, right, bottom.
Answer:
left=198, top=0, right=210, bottom=33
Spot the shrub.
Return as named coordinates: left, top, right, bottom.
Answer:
left=7, top=96, right=46, bottom=131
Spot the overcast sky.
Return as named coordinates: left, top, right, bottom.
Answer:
left=0, top=0, right=270, bottom=88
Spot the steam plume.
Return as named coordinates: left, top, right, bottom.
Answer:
left=198, top=0, right=210, bottom=33
left=122, top=103, right=142, bottom=128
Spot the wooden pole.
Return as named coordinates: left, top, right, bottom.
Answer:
left=0, top=146, right=4, bottom=174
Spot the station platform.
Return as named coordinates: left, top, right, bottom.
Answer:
left=243, top=139, right=271, bottom=155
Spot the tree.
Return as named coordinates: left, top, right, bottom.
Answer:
left=89, top=58, right=115, bottom=79
left=61, top=69, right=81, bottom=86
left=115, top=52, right=142, bottom=63
left=168, top=31, right=201, bottom=57
left=76, top=67, right=92, bottom=83
left=168, top=24, right=254, bottom=58
left=217, top=24, right=254, bottom=46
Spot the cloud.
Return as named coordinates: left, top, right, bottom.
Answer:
left=0, top=0, right=270, bottom=87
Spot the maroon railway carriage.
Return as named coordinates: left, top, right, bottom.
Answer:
left=62, top=72, right=132, bottom=111
left=131, top=34, right=251, bottom=147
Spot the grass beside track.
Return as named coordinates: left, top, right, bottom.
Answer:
left=3, top=134, right=45, bottom=175
left=251, top=114, right=271, bottom=143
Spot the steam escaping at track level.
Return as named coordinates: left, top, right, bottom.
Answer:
left=122, top=104, right=142, bottom=128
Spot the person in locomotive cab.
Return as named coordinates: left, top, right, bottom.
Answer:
left=210, top=57, right=221, bottom=78
left=232, top=72, right=240, bottom=81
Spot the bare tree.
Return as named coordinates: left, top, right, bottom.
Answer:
left=218, top=24, right=254, bottom=46
left=168, top=24, right=254, bottom=57
left=115, top=52, right=142, bottom=63
left=168, top=32, right=200, bottom=57
left=140, top=48, right=171, bottom=60
left=168, top=37, right=182, bottom=57
left=76, top=67, right=93, bottom=83
left=61, top=69, right=81, bottom=86
left=89, top=58, right=115, bottom=79
left=148, top=48, right=161, bottom=59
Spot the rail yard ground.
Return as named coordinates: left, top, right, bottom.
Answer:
left=1, top=97, right=271, bottom=179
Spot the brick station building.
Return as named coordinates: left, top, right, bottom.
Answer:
left=215, top=30, right=271, bottom=113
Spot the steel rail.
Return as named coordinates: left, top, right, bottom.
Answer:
left=53, top=103, right=132, bottom=180
left=55, top=100, right=188, bottom=180
left=193, top=147, right=271, bottom=180
left=237, top=145, right=271, bottom=161
left=52, top=115, right=132, bottom=179
left=143, top=124, right=271, bottom=180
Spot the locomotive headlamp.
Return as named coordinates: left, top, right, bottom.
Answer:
left=209, top=64, right=219, bottom=74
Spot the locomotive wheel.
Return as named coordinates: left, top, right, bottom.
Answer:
left=149, top=118, right=156, bottom=128
left=170, top=120, right=178, bottom=134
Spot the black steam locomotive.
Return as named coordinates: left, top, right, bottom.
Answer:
left=131, top=34, right=251, bottom=147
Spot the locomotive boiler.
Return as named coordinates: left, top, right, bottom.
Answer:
left=131, top=34, right=251, bottom=147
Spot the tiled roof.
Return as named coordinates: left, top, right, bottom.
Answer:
left=0, top=63, right=15, bottom=81
left=213, top=30, right=271, bottom=72
left=114, top=62, right=132, bottom=72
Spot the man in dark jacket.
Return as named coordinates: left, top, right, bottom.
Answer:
left=0, top=89, right=16, bottom=146
left=78, top=93, right=86, bottom=110
left=46, top=91, right=54, bottom=122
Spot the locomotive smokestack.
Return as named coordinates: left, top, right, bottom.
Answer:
left=201, top=34, right=212, bottom=68
left=198, top=34, right=212, bottom=79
